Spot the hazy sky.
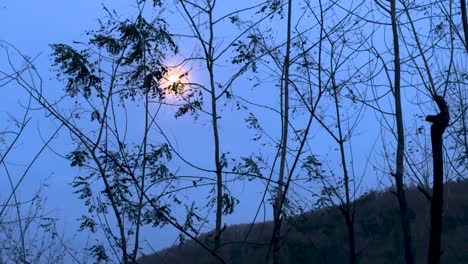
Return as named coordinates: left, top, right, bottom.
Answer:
left=0, top=0, right=182, bottom=255
left=0, top=0, right=441, bottom=262
left=0, top=0, right=288, bottom=256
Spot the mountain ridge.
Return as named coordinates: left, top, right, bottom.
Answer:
left=139, top=180, right=468, bottom=264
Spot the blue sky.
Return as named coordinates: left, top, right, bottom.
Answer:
left=2, top=1, right=464, bottom=263
left=0, top=0, right=377, bottom=248
left=0, top=0, right=177, bottom=257
left=0, top=1, right=287, bottom=257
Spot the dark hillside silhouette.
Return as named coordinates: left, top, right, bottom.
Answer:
left=139, top=180, right=468, bottom=264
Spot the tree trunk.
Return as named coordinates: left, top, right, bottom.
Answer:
left=344, top=211, right=356, bottom=264
left=390, top=1, right=415, bottom=263
left=210, top=57, right=223, bottom=251
left=426, top=95, right=450, bottom=264
left=271, top=1, right=293, bottom=263
left=460, top=0, right=468, bottom=51
left=333, top=83, right=356, bottom=264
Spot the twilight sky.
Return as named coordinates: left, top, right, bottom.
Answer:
left=0, top=0, right=296, bottom=256
left=2, top=1, right=461, bottom=263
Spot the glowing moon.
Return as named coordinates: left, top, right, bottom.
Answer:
left=160, top=67, right=190, bottom=100
left=167, top=74, right=179, bottom=85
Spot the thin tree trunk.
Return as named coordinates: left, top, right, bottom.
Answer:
left=211, top=60, right=223, bottom=250
left=460, top=0, right=468, bottom=51
left=390, top=1, right=415, bottom=263
left=91, top=65, right=129, bottom=264
left=332, top=83, right=356, bottom=264
left=205, top=3, right=223, bottom=250
left=344, top=213, right=356, bottom=264
left=132, top=50, right=151, bottom=264
left=178, top=0, right=223, bottom=251
left=426, top=96, right=450, bottom=264
left=272, top=1, right=293, bottom=263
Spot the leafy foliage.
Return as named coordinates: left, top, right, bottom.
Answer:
left=233, top=156, right=264, bottom=179
left=66, top=149, right=90, bottom=167
left=51, top=44, right=102, bottom=98
left=51, top=12, right=177, bottom=101
left=175, top=100, right=202, bottom=119
left=302, top=155, right=323, bottom=179
left=48, top=6, right=185, bottom=261
left=89, top=244, right=110, bottom=263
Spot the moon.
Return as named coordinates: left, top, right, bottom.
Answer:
left=167, top=74, right=179, bottom=85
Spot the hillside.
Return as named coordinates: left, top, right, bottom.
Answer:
left=138, top=180, right=468, bottom=264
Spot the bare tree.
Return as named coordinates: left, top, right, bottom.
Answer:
left=1, top=1, right=466, bottom=263
left=171, top=0, right=280, bottom=254
left=233, top=1, right=367, bottom=263
left=389, top=1, right=415, bottom=263
left=0, top=43, right=71, bottom=264
left=425, top=96, right=450, bottom=264
left=397, top=0, right=460, bottom=262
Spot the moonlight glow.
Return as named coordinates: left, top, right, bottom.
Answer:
left=167, top=74, right=179, bottom=84
left=160, top=66, right=189, bottom=98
